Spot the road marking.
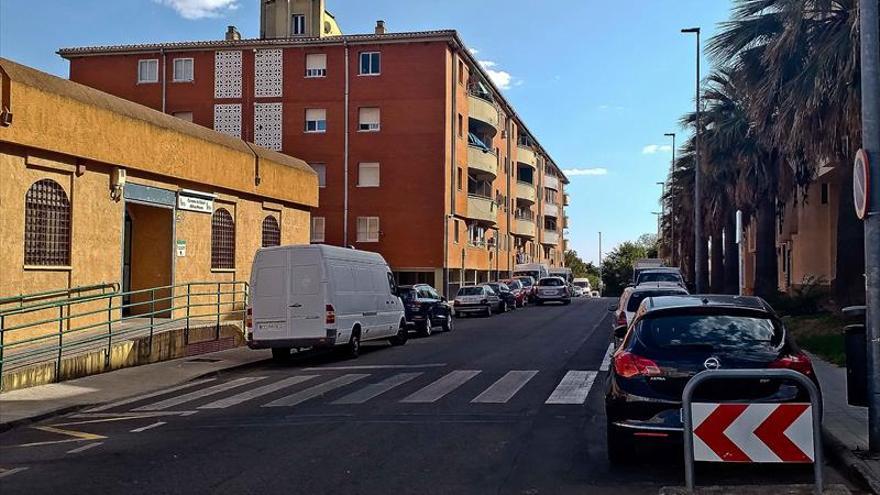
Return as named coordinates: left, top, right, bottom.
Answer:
left=64, top=411, right=199, bottom=423
left=262, top=374, right=369, bottom=407
left=302, top=364, right=446, bottom=371
left=545, top=371, right=597, bottom=405
left=600, top=343, right=615, bottom=372
left=130, top=421, right=166, bottom=433
left=83, top=378, right=217, bottom=412
left=66, top=442, right=103, bottom=454
left=400, top=370, right=481, bottom=403
left=133, top=377, right=266, bottom=411
left=332, top=373, right=423, bottom=404
left=471, top=370, right=538, bottom=404
left=12, top=425, right=107, bottom=448
left=0, top=467, right=29, bottom=479
left=199, top=376, right=318, bottom=409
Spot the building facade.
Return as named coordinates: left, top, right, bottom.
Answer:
left=58, top=1, right=569, bottom=295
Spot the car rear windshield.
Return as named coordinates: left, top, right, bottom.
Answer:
left=398, top=288, right=417, bottom=301
left=638, top=273, right=681, bottom=284
left=639, top=315, right=783, bottom=351
left=539, top=278, right=564, bottom=286
left=517, top=278, right=534, bottom=287
left=458, top=287, right=483, bottom=296
left=505, top=280, right=521, bottom=289
left=626, top=290, right=687, bottom=312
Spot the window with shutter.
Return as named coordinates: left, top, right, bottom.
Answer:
left=305, top=108, right=327, bottom=133
left=311, top=217, right=326, bottom=243
left=138, top=59, right=159, bottom=83
left=357, top=217, right=380, bottom=243
left=311, top=163, right=326, bottom=187
left=358, top=107, right=380, bottom=132
left=173, top=58, right=194, bottom=82
left=305, top=54, right=327, bottom=77
left=357, top=163, right=380, bottom=187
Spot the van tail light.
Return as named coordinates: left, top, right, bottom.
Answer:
left=325, top=304, right=336, bottom=325
left=769, top=352, right=814, bottom=376
left=613, top=351, right=662, bottom=379
left=615, top=311, right=628, bottom=327
left=246, top=307, right=253, bottom=330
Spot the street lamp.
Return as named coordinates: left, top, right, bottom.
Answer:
left=664, top=132, right=676, bottom=266
left=681, top=27, right=705, bottom=293
left=652, top=211, right=662, bottom=238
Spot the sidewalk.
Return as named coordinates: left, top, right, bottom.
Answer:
left=0, top=346, right=270, bottom=431
left=810, top=353, right=880, bottom=494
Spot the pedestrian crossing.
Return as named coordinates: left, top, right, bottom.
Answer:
left=96, top=367, right=606, bottom=414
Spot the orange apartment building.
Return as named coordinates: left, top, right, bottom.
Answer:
left=57, top=0, right=569, bottom=296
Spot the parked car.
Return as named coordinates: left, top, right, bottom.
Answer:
left=501, top=279, right=528, bottom=308
left=605, top=295, right=819, bottom=464
left=247, top=245, right=407, bottom=362
left=572, top=286, right=586, bottom=298
left=591, top=291, right=601, bottom=298
left=487, top=282, right=518, bottom=310
left=398, top=284, right=453, bottom=336
left=634, top=267, right=685, bottom=287
left=535, top=277, right=571, bottom=305
left=453, top=285, right=502, bottom=317
left=609, top=283, right=689, bottom=333
left=514, top=276, right=538, bottom=303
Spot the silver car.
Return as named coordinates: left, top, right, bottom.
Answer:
left=535, top=277, right=571, bottom=305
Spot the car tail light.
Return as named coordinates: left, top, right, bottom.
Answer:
left=615, top=311, right=628, bottom=328
left=246, top=307, right=253, bottom=330
left=325, top=304, right=336, bottom=325
left=769, top=352, right=814, bottom=376
left=613, top=351, right=662, bottom=378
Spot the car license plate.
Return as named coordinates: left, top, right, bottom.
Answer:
left=541, top=289, right=556, bottom=295
left=259, top=321, right=285, bottom=332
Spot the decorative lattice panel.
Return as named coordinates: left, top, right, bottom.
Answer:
left=214, top=104, right=242, bottom=138
left=214, top=51, right=242, bottom=99
left=254, top=49, right=283, bottom=98
left=254, top=102, right=283, bottom=151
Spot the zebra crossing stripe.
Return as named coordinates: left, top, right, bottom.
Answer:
left=199, top=375, right=319, bottom=409
left=332, top=373, right=423, bottom=404
left=545, top=371, right=597, bottom=405
left=83, top=378, right=217, bottom=412
left=133, top=377, right=266, bottom=411
left=471, top=370, right=539, bottom=404
left=262, top=374, right=369, bottom=407
left=400, top=370, right=481, bottom=403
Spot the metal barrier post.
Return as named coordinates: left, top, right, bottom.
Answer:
left=106, top=294, right=113, bottom=367
left=149, top=288, right=155, bottom=350
left=0, top=314, right=5, bottom=390
left=185, top=283, right=191, bottom=345
left=216, top=283, right=221, bottom=340
left=56, top=305, right=64, bottom=382
left=682, top=369, right=824, bottom=494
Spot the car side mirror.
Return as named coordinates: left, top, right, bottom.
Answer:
left=441, top=296, right=448, bottom=302
left=613, top=325, right=628, bottom=339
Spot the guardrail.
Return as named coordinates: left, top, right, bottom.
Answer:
left=0, top=281, right=249, bottom=387
left=0, top=282, right=119, bottom=311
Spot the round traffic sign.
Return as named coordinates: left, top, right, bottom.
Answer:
left=854, top=149, right=870, bottom=220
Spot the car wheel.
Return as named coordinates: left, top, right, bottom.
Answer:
left=389, top=324, right=408, bottom=346
left=271, top=347, right=291, bottom=363
left=346, top=332, right=361, bottom=359
left=536, top=300, right=544, bottom=306
left=442, top=315, right=454, bottom=332
left=564, top=299, right=571, bottom=306
left=606, top=421, right=634, bottom=465
left=485, top=306, right=493, bottom=317
left=499, top=301, right=507, bottom=313
left=418, top=321, right=433, bottom=337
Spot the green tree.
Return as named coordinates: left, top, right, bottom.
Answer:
left=601, top=240, right=652, bottom=297
left=564, top=250, right=601, bottom=289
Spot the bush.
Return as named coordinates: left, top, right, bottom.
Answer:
left=766, top=275, right=829, bottom=316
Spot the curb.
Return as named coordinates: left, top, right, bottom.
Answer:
left=823, top=427, right=880, bottom=495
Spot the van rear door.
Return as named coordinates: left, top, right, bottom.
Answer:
left=287, top=249, right=325, bottom=340
left=252, top=249, right=288, bottom=341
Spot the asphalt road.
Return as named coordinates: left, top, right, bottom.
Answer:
left=0, top=298, right=858, bottom=494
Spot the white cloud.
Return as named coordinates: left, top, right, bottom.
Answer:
left=563, top=167, right=609, bottom=177
left=642, top=144, right=673, bottom=155
left=468, top=47, right=479, bottom=56
left=478, top=60, right=514, bottom=90
left=155, top=0, right=238, bottom=19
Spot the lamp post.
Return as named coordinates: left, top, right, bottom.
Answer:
left=681, top=27, right=705, bottom=293
left=598, top=231, right=603, bottom=294
left=652, top=211, right=662, bottom=238
left=664, top=132, right=677, bottom=266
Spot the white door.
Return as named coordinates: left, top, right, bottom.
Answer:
left=287, top=252, right=325, bottom=340
left=251, top=249, right=288, bottom=341
left=377, top=269, right=401, bottom=335
left=353, top=265, right=380, bottom=339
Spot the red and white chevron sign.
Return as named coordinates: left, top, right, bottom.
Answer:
left=691, top=403, right=815, bottom=463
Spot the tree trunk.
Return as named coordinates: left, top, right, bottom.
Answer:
left=698, top=229, right=710, bottom=293
left=724, top=210, right=739, bottom=294
left=754, top=197, right=779, bottom=298
left=834, top=165, right=866, bottom=306
left=710, top=224, right=725, bottom=293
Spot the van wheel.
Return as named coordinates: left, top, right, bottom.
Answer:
left=271, top=348, right=291, bottom=363
left=389, top=324, right=408, bottom=346
left=346, top=332, right=361, bottom=358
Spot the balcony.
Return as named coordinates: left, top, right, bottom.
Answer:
left=543, top=202, right=559, bottom=218
left=468, top=94, right=499, bottom=134
left=468, top=145, right=498, bottom=178
left=564, top=193, right=570, bottom=206
left=516, top=181, right=537, bottom=204
left=467, top=194, right=498, bottom=225
left=517, top=146, right=537, bottom=169
left=544, top=174, right=559, bottom=191
left=542, top=229, right=560, bottom=246
left=512, top=217, right=536, bottom=238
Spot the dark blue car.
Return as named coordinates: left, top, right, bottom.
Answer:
left=398, top=284, right=453, bottom=336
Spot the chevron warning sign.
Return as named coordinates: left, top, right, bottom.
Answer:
left=691, top=403, right=814, bottom=463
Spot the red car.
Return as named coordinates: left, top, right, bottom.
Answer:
left=513, top=276, right=538, bottom=303
left=502, top=279, right=529, bottom=308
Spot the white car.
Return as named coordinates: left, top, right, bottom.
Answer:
left=247, top=244, right=407, bottom=361
left=610, top=283, right=689, bottom=330
left=453, top=285, right=500, bottom=317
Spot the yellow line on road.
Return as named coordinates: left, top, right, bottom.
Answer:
left=12, top=426, right=106, bottom=448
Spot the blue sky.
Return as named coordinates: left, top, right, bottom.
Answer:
left=0, top=0, right=733, bottom=264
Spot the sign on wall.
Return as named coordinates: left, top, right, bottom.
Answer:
left=176, top=240, right=187, bottom=257
left=177, top=189, right=216, bottom=213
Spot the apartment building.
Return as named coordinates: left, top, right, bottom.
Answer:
left=58, top=0, right=569, bottom=295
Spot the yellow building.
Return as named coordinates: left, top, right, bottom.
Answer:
left=0, top=57, right=318, bottom=305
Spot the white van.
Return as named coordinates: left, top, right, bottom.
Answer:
left=247, top=245, right=407, bottom=361
left=549, top=267, right=573, bottom=284
left=513, top=263, right=549, bottom=282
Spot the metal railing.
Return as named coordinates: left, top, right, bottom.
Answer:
left=0, top=281, right=248, bottom=386
left=0, top=282, right=118, bottom=312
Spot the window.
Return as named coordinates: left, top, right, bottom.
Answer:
left=24, top=179, right=70, bottom=266
left=359, top=52, right=381, bottom=75
left=172, top=58, right=194, bottom=82
left=458, top=59, right=464, bottom=85
left=172, top=111, right=193, bottom=122
left=454, top=219, right=460, bottom=243
left=457, top=168, right=463, bottom=190
left=311, top=163, right=326, bottom=187
left=357, top=216, right=380, bottom=242
left=305, top=53, right=327, bottom=77
left=291, top=14, right=306, bottom=35
left=311, top=217, right=326, bottom=243
left=211, top=208, right=235, bottom=269
left=358, top=163, right=380, bottom=187
left=137, top=59, right=159, bottom=83
left=305, top=108, right=326, bottom=133
left=262, top=216, right=281, bottom=247
left=821, top=183, right=829, bottom=205
left=457, top=114, right=463, bottom=138
left=358, top=107, right=380, bottom=132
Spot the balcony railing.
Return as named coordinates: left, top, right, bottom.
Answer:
left=514, top=209, right=535, bottom=221
left=544, top=174, right=559, bottom=191
left=516, top=181, right=537, bottom=204
left=467, top=145, right=498, bottom=178
left=517, top=146, right=537, bottom=168
left=543, top=202, right=559, bottom=218
left=512, top=218, right=537, bottom=238
left=467, top=194, right=497, bottom=224
left=468, top=94, right=500, bottom=131
left=542, top=229, right=560, bottom=246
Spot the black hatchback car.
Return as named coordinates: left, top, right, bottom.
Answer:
left=605, top=295, right=819, bottom=464
left=486, top=282, right=517, bottom=311
left=398, top=284, right=453, bottom=336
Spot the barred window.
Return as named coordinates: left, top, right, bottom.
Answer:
left=24, top=179, right=71, bottom=266
left=211, top=208, right=235, bottom=269
left=262, top=215, right=281, bottom=247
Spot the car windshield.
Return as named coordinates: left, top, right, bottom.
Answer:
left=517, top=278, right=534, bottom=287
left=504, top=280, right=521, bottom=289
left=457, top=287, right=484, bottom=296
left=638, top=272, right=681, bottom=284
left=626, top=290, right=687, bottom=312
left=574, top=282, right=590, bottom=288
left=398, top=288, right=416, bottom=301
left=538, top=278, right=564, bottom=287
left=639, top=315, right=784, bottom=351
